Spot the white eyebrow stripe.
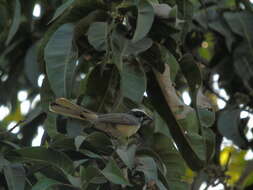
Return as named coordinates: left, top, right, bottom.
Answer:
left=130, top=109, right=148, bottom=115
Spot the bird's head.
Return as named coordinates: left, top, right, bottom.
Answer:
left=128, top=109, right=153, bottom=125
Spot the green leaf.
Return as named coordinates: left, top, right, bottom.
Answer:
left=208, top=19, right=235, bottom=51
left=5, top=0, right=21, bottom=45
left=180, top=54, right=202, bottom=107
left=195, top=6, right=234, bottom=50
left=49, top=0, right=75, bottom=23
left=3, top=161, right=25, bottom=190
left=132, top=0, right=155, bottom=42
left=224, top=11, right=253, bottom=46
left=6, top=147, right=75, bottom=174
left=44, top=23, right=77, bottom=98
left=153, top=134, right=189, bottom=189
left=161, top=46, right=179, bottom=82
left=66, top=175, right=81, bottom=187
left=44, top=113, right=58, bottom=138
left=75, top=135, right=86, bottom=151
left=218, top=109, right=249, bottom=149
left=116, top=144, right=137, bottom=169
left=154, top=112, right=171, bottom=138
left=40, top=76, right=56, bottom=111
left=202, top=127, right=215, bottom=162
left=121, top=63, right=146, bottom=103
left=233, top=42, right=253, bottom=88
left=147, top=70, right=204, bottom=171
left=66, top=119, right=84, bottom=137
left=124, top=37, right=153, bottom=56
left=136, top=156, right=158, bottom=182
left=81, top=165, right=107, bottom=189
left=111, top=29, right=152, bottom=70
left=198, top=108, right=215, bottom=128
left=87, top=22, right=108, bottom=51
left=101, top=159, right=130, bottom=185
left=32, top=178, right=61, bottom=190
left=24, top=44, right=40, bottom=87
left=84, top=132, right=113, bottom=154
left=50, top=135, right=75, bottom=150
left=82, top=64, right=121, bottom=114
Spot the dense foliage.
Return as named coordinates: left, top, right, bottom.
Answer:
left=1, top=0, right=253, bottom=189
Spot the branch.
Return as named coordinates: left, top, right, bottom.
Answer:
left=153, top=64, right=193, bottom=119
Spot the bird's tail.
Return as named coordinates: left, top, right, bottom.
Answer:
left=49, top=98, right=98, bottom=121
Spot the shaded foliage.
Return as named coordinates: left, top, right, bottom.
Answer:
left=1, top=0, right=253, bottom=189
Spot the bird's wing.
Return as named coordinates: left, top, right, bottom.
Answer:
left=97, top=113, right=139, bottom=125
left=49, top=98, right=98, bottom=121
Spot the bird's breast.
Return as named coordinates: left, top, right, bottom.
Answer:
left=115, top=124, right=140, bottom=138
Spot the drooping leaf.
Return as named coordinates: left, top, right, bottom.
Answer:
left=136, top=156, right=158, bottom=182
left=5, top=0, right=21, bottom=45
left=153, top=4, right=172, bottom=19
left=6, top=147, right=75, bottom=174
left=87, top=22, right=108, bottom=51
left=40, top=75, right=56, bottom=111
left=111, top=29, right=152, bottom=70
left=81, top=165, right=107, bottom=189
left=84, top=132, right=112, bottom=154
left=82, top=64, right=120, bottom=113
left=101, top=159, right=130, bottom=185
left=44, top=23, right=77, bottom=98
left=154, top=112, right=171, bottom=138
left=233, top=42, right=253, bottom=92
left=218, top=109, right=249, bottom=149
left=224, top=11, right=253, bottom=46
left=32, top=178, right=62, bottom=190
left=43, top=113, right=58, bottom=138
left=121, top=63, right=146, bottom=103
left=132, top=0, right=155, bottom=42
left=208, top=18, right=235, bottom=51
left=66, top=119, right=84, bottom=137
left=198, top=108, right=215, bottom=128
left=2, top=160, right=26, bottom=190
left=24, top=43, right=40, bottom=87
left=116, top=144, right=137, bottom=169
left=146, top=70, right=204, bottom=171
left=153, top=133, right=189, bottom=190
left=124, top=37, right=153, bottom=56
left=180, top=54, right=202, bottom=107
left=75, top=135, right=86, bottom=151
left=202, top=127, right=216, bottom=162
left=177, top=111, right=207, bottom=162
left=49, top=0, right=75, bottom=23
left=161, top=46, right=179, bottom=82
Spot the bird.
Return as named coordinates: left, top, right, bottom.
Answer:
left=49, top=98, right=152, bottom=138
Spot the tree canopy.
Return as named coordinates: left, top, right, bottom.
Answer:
left=1, top=0, right=253, bottom=189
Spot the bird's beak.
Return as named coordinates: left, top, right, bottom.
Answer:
left=144, top=114, right=153, bottom=123
left=147, top=115, right=153, bottom=121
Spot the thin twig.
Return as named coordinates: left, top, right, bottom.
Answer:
left=205, top=85, right=228, bottom=103
left=8, top=120, right=25, bottom=133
